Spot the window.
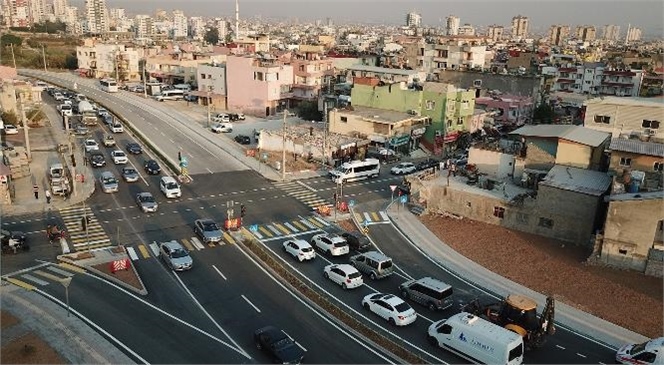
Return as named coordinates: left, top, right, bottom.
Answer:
left=340, top=116, right=348, bottom=123
left=437, top=324, right=453, bottom=334
left=461, top=100, right=470, bottom=110
left=656, top=220, right=664, bottom=243
left=447, top=120, right=453, bottom=127
left=493, top=206, right=505, bottom=219
left=642, top=120, right=660, bottom=129
left=655, top=162, right=663, bottom=172
left=456, top=118, right=464, bottom=125
left=632, top=352, right=656, bottom=363
left=425, top=100, right=436, bottom=110
left=201, top=74, right=206, bottom=79
left=538, top=217, right=554, bottom=229
left=619, top=157, right=632, bottom=167
left=593, top=115, right=610, bottom=124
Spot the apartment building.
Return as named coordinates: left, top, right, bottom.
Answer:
left=475, top=94, right=533, bottom=127
left=549, top=25, right=571, bottom=47
left=85, top=0, right=109, bottom=34
left=583, top=96, right=664, bottom=141
left=172, top=10, right=188, bottom=39
left=446, top=15, right=460, bottom=36
left=195, top=62, right=227, bottom=109
left=602, top=24, right=620, bottom=41
left=511, top=15, right=529, bottom=40
left=76, top=40, right=140, bottom=81
left=432, top=40, right=487, bottom=71
left=134, top=15, right=154, bottom=39
left=575, top=25, right=597, bottom=42
left=487, top=25, right=504, bottom=42
left=552, top=63, right=643, bottom=97
left=289, top=53, right=335, bottom=104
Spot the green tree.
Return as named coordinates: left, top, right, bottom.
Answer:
left=533, top=104, right=555, bottom=124
left=64, top=54, right=78, bottom=69
left=204, top=28, right=219, bottom=45
left=1, top=111, right=20, bottom=125
left=296, top=101, right=323, bottom=121
left=1, top=34, right=22, bottom=47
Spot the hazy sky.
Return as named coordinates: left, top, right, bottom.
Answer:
left=73, top=0, right=664, bottom=35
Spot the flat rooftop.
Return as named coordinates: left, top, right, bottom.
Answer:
left=336, top=106, right=423, bottom=124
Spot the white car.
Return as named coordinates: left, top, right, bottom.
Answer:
left=3, top=124, right=18, bottom=135
left=160, top=176, right=181, bottom=199
left=211, top=122, right=233, bottom=133
left=390, top=162, right=417, bottom=175
left=311, top=233, right=350, bottom=256
left=362, top=293, right=417, bottom=326
left=282, top=239, right=316, bottom=262
left=83, top=139, right=99, bottom=152
left=111, top=150, right=128, bottom=165
left=213, top=113, right=230, bottom=123
left=111, top=123, right=124, bottom=133
left=379, top=148, right=396, bottom=156
left=323, top=264, right=363, bottom=289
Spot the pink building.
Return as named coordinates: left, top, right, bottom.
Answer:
left=289, top=52, right=335, bottom=105
left=226, top=55, right=294, bottom=117
left=474, top=94, right=533, bottom=126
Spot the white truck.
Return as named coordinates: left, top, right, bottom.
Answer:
left=48, top=163, right=69, bottom=196
left=427, top=312, right=524, bottom=365
left=78, top=100, right=98, bottom=126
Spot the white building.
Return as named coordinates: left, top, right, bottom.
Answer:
left=406, top=12, right=421, bottom=28
left=2, top=0, right=30, bottom=27
left=602, top=24, right=620, bottom=41
left=446, top=15, right=460, bottom=36
left=433, top=41, right=487, bottom=71
left=215, top=18, right=227, bottom=43
left=583, top=97, right=664, bottom=140
left=626, top=26, right=642, bottom=43
left=29, top=0, right=45, bottom=24
left=77, top=40, right=140, bottom=81
left=64, top=6, right=79, bottom=33
left=189, top=16, right=205, bottom=40
left=552, top=63, right=643, bottom=97
left=510, top=15, right=529, bottom=39
left=134, top=15, right=154, bottom=39
left=85, top=0, right=109, bottom=34
left=52, top=0, right=68, bottom=20
left=458, top=24, right=476, bottom=36
left=172, top=10, right=188, bottom=39
left=486, top=25, right=504, bottom=42
left=197, top=62, right=228, bottom=98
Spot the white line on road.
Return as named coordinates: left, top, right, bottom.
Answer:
left=241, top=295, right=261, bottom=313
left=282, top=331, right=307, bottom=352
left=576, top=353, right=587, bottom=358
left=556, top=345, right=566, bottom=350
left=296, top=180, right=317, bottom=192
left=212, top=265, right=227, bottom=280
left=206, top=168, right=213, bottom=174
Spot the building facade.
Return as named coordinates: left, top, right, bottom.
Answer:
left=583, top=97, right=664, bottom=140
left=289, top=54, right=335, bottom=104
left=549, top=25, right=571, bottom=46
left=602, top=24, right=620, bottom=41
left=77, top=40, right=140, bottom=81
left=575, top=25, right=597, bottom=42
left=85, top=0, right=109, bottom=34
left=475, top=94, right=533, bottom=127
left=511, top=15, right=529, bottom=40
left=432, top=41, right=487, bottom=71
left=446, top=15, right=460, bottom=36
left=552, top=63, right=644, bottom=97
left=486, top=25, right=504, bottom=42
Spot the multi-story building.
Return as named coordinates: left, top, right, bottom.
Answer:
left=196, top=62, right=227, bottom=109
left=188, top=16, right=205, bottom=40
left=172, top=10, right=188, bottom=39
left=289, top=53, right=335, bottom=105
left=575, top=25, right=597, bottom=42
left=602, top=24, right=620, bottom=41
left=343, top=65, right=425, bottom=86
left=215, top=18, right=227, bottom=43
left=134, top=15, right=154, bottom=39
left=583, top=96, right=664, bottom=141
left=146, top=51, right=224, bottom=86
left=76, top=39, right=140, bottom=81
left=487, top=25, right=504, bottom=42
left=405, top=12, right=421, bottom=28
left=446, top=15, right=460, bottom=36
left=226, top=54, right=294, bottom=117
left=432, top=40, right=487, bottom=71
left=458, top=24, right=476, bottom=36
left=108, top=7, right=125, bottom=28
left=511, top=15, right=529, bottom=40
left=52, top=0, right=68, bottom=20
left=475, top=94, right=533, bottom=127
left=549, top=25, right=571, bottom=46
left=64, top=6, right=79, bottom=33
left=85, top=0, right=109, bottom=34
left=3, top=0, right=31, bottom=27
left=552, top=63, right=643, bottom=97
left=29, top=0, right=45, bottom=24
left=626, top=26, right=642, bottom=43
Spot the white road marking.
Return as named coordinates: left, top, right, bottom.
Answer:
left=126, top=246, right=139, bottom=261
left=577, top=353, right=587, bottom=358
left=282, top=331, right=307, bottom=352
left=241, top=295, right=261, bottom=313
left=190, top=237, right=205, bottom=250
left=296, top=180, right=317, bottom=192
left=207, top=168, right=213, bottom=174
left=556, top=344, right=566, bottom=350
left=212, top=265, right=227, bottom=280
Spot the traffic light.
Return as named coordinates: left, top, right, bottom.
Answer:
left=241, top=204, right=246, bottom=218
left=71, top=154, right=76, bottom=167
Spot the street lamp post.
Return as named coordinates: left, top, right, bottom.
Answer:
left=206, top=86, right=212, bottom=128
left=60, top=277, right=72, bottom=317
left=282, top=108, right=287, bottom=181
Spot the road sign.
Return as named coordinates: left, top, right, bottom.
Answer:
left=348, top=199, right=355, bottom=207
left=390, top=185, right=397, bottom=192
left=400, top=195, right=408, bottom=203
left=180, top=156, right=188, bottom=168
left=249, top=224, right=258, bottom=232
left=363, top=220, right=369, bottom=227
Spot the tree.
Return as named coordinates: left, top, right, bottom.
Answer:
left=533, top=104, right=555, bottom=124
left=64, top=54, right=78, bottom=69
left=1, top=111, right=19, bottom=125
left=1, top=34, right=22, bottom=47
left=296, top=101, right=323, bottom=121
left=204, top=28, right=219, bottom=45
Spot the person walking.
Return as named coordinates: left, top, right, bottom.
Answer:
left=45, top=190, right=51, bottom=204
left=451, top=163, right=458, bottom=177
left=33, top=184, right=39, bottom=199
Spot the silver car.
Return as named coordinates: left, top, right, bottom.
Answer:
left=99, top=171, right=118, bottom=193
left=122, top=167, right=139, bottom=183
left=194, top=219, right=222, bottom=243
left=159, top=240, right=193, bottom=271
left=136, top=192, right=158, bottom=213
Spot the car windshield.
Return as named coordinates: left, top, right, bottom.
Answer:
left=103, top=177, right=117, bottom=184
left=301, top=246, right=313, bottom=252
left=203, top=222, right=219, bottom=231
left=92, top=154, right=103, bottom=160
left=630, top=342, right=648, bottom=354
left=171, top=248, right=188, bottom=258
left=140, top=195, right=154, bottom=203
left=166, top=182, right=178, bottom=189
left=348, top=271, right=362, bottom=279
left=394, top=302, right=411, bottom=312
left=124, top=168, right=136, bottom=174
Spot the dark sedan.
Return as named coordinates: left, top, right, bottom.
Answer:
left=144, top=159, right=161, bottom=175
left=126, top=142, right=143, bottom=154
left=254, top=326, right=305, bottom=364
left=234, top=134, right=251, bottom=145
left=89, top=152, right=106, bottom=167
left=416, top=158, right=439, bottom=171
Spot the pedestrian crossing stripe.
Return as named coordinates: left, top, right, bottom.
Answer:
left=273, top=223, right=290, bottom=235
left=181, top=238, right=194, bottom=251
left=190, top=237, right=205, bottom=250
left=58, top=262, right=86, bottom=274
left=283, top=222, right=298, bottom=232
left=5, top=277, right=36, bottom=291
left=57, top=205, right=112, bottom=251
left=259, top=226, right=273, bottom=238
left=300, top=219, right=316, bottom=230
left=266, top=225, right=281, bottom=236
left=149, top=243, right=160, bottom=257
left=126, top=246, right=139, bottom=261
left=47, top=266, right=75, bottom=277
left=380, top=211, right=389, bottom=221
left=292, top=220, right=307, bottom=231
left=138, top=244, right=150, bottom=259
left=21, top=273, right=50, bottom=286
left=33, top=270, right=64, bottom=283
left=371, top=212, right=380, bottom=222
left=307, top=217, right=324, bottom=228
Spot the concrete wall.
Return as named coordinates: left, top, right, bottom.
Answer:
left=601, top=197, right=664, bottom=271
left=610, top=151, right=663, bottom=175
left=226, top=56, right=293, bottom=116
left=469, top=148, right=516, bottom=179
left=435, top=70, right=539, bottom=97
left=197, top=64, right=227, bottom=96
left=555, top=139, right=593, bottom=169
left=350, top=83, right=421, bottom=113
left=524, top=142, right=556, bottom=170
left=534, top=184, right=600, bottom=245
left=328, top=109, right=391, bottom=138
left=583, top=100, right=664, bottom=139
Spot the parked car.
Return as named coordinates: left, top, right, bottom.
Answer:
left=416, top=158, right=439, bottom=171
left=211, top=122, right=233, bottom=133
left=144, top=159, right=161, bottom=175
left=214, top=113, right=230, bottom=122
left=253, top=326, right=305, bottom=364
left=234, top=134, right=251, bottom=145
left=228, top=113, right=246, bottom=121
left=159, top=240, right=193, bottom=271
left=89, top=152, right=106, bottom=167
left=282, top=239, right=316, bottom=262
left=3, top=124, right=18, bottom=135
left=111, top=150, right=128, bottom=165
left=122, top=166, right=139, bottom=183
left=136, top=192, right=158, bottom=213
left=341, top=231, right=371, bottom=252
left=323, top=263, right=364, bottom=289
left=362, top=293, right=417, bottom=326
left=83, top=139, right=99, bottom=153
left=390, top=162, right=417, bottom=175
left=311, top=233, right=349, bottom=256
left=194, top=219, right=222, bottom=243
left=126, top=142, right=142, bottom=155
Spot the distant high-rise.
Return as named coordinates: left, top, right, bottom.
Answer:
left=85, top=0, right=109, bottom=34
left=446, top=15, right=460, bottom=35
left=30, top=0, right=46, bottom=23
left=575, top=25, right=596, bottom=42
left=487, top=25, right=504, bottom=42
left=215, top=18, right=227, bottom=43
left=172, top=10, right=188, bottom=39
left=602, top=24, right=620, bottom=41
left=134, top=14, right=154, bottom=38
left=458, top=23, right=475, bottom=36
left=65, top=6, right=79, bottom=33
left=511, top=15, right=529, bottom=39
left=626, top=25, right=642, bottom=43
left=406, top=12, right=421, bottom=28
left=326, top=17, right=333, bottom=27
left=189, top=16, right=205, bottom=40
left=53, top=0, right=68, bottom=20
left=549, top=25, right=570, bottom=46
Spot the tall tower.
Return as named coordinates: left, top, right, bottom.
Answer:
left=511, top=15, right=529, bottom=40
left=446, top=15, right=460, bottom=36
left=235, top=0, right=239, bottom=40
left=406, top=12, right=421, bottom=28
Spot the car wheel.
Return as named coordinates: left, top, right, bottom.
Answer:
left=323, top=272, right=329, bottom=279
left=427, top=335, right=438, bottom=346
left=363, top=302, right=370, bottom=310
left=369, top=272, right=377, bottom=280
left=388, top=318, right=396, bottom=326
left=342, top=283, right=347, bottom=290
left=401, top=290, right=409, bottom=299
left=326, top=249, right=331, bottom=256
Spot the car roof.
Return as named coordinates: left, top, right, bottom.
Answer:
left=287, top=239, right=311, bottom=247
left=161, top=240, right=185, bottom=250
left=380, top=294, right=405, bottom=306
left=331, top=264, right=357, bottom=272
left=415, top=277, right=452, bottom=291
left=137, top=192, right=152, bottom=197
left=197, top=218, right=216, bottom=225
left=161, top=176, right=177, bottom=183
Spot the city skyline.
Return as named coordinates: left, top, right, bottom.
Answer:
left=69, top=0, right=663, bottom=35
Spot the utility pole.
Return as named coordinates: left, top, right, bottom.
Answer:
left=282, top=108, right=287, bottom=181
left=206, top=86, right=212, bottom=128
left=322, top=100, right=328, bottom=165
left=115, top=51, right=120, bottom=81
left=142, top=53, right=148, bottom=98
left=9, top=44, right=17, bottom=69
left=18, top=95, right=31, bottom=159
left=41, top=44, right=47, bottom=71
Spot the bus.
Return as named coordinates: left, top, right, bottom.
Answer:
left=152, top=89, right=185, bottom=101
left=100, top=78, right=119, bottom=93
left=329, top=158, right=381, bottom=184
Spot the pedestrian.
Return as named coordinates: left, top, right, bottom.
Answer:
left=84, top=155, right=88, bottom=166
left=451, top=163, right=458, bottom=177
left=439, top=161, right=444, bottom=171
left=45, top=190, right=51, bottom=204
left=33, top=184, right=39, bottom=199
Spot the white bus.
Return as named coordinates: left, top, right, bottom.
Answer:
left=100, top=78, right=119, bottom=93
left=153, top=89, right=184, bottom=101
left=329, top=158, right=381, bottom=184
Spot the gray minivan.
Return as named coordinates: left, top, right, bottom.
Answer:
left=349, top=251, right=394, bottom=280
left=100, top=171, right=119, bottom=193
left=399, top=277, right=454, bottom=311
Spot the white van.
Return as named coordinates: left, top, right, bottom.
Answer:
left=427, top=312, right=524, bottom=365
left=160, top=176, right=181, bottom=199
left=616, top=337, right=664, bottom=365
left=153, top=89, right=184, bottom=101
left=329, top=158, right=381, bottom=184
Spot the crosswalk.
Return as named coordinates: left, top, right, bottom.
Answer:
left=59, top=205, right=112, bottom=251
left=355, top=211, right=391, bottom=225
left=247, top=216, right=331, bottom=241
left=125, top=233, right=237, bottom=262
left=4, top=262, right=86, bottom=291
left=272, top=181, right=332, bottom=211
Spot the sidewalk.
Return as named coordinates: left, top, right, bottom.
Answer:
left=2, top=103, right=96, bottom=217
left=383, top=203, right=649, bottom=349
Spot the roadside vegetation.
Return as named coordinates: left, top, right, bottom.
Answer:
left=1, top=26, right=79, bottom=70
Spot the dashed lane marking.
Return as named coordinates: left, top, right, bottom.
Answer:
left=46, top=266, right=75, bottom=277
left=181, top=239, right=194, bottom=251
left=20, top=274, right=50, bottom=286
left=258, top=226, right=273, bottom=238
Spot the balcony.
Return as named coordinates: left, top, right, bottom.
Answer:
left=293, top=83, right=321, bottom=90
left=556, top=78, right=576, bottom=84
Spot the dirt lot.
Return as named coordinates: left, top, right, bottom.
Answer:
left=1, top=311, right=66, bottom=364
left=419, top=214, right=663, bottom=339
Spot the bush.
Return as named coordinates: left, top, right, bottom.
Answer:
left=27, top=109, right=46, bottom=124
left=1, top=111, right=20, bottom=125
left=296, top=100, right=323, bottom=121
